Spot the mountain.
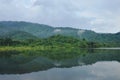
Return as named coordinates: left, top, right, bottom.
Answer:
left=0, top=21, right=120, bottom=43
left=2, top=31, right=38, bottom=40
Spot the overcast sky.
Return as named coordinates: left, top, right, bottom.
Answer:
left=0, top=0, right=120, bottom=33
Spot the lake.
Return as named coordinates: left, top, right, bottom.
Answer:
left=0, top=48, right=120, bottom=80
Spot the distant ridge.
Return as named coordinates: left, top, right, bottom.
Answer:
left=0, top=21, right=120, bottom=42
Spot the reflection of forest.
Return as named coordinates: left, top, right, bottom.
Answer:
left=0, top=49, right=120, bottom=74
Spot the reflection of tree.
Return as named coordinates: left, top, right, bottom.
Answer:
left=0, top=50, right=120, bottom=74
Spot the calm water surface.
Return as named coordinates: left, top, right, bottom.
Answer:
left=0, top=48, right=120, bottom=80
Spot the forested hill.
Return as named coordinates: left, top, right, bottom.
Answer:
left=0, top=21, right=120, bottom=43
left=0, top=35, right=104, bottom=48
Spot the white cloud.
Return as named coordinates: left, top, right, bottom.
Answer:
left=0, top=0, right=120, bottom=33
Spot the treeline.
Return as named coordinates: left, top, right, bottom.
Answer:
left=0, top=38, right=22, bottom=46
left=0, top=35, right=112, bottom=48
left=31, top=35, right=104, bottom=48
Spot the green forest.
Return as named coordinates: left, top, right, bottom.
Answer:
left=0, top=35, right=105, bottom=48
left=0, top=35, right=104, bottom=60
left=0, top=20, right=120, bottom=60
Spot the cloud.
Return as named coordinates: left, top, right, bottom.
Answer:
left=0, top=0, right=120, bottom=33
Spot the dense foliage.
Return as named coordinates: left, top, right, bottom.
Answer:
left=0, top=21, right=120, bottom=44
left=0, top=35, right=104, bottom=48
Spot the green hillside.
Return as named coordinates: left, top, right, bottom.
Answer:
left=0, top=21, right=120, bottom=44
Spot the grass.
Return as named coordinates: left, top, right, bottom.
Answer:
left=0, top=45, right=88, bottom=60
left=0, top=46, right=53, bottom=51
left=0, top=45, right=80, bottom=51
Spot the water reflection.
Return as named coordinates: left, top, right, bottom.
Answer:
left=0, top=49, right=120, bottom=74
left=0, top=61, right=120, bottom=80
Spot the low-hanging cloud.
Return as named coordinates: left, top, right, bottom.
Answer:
left=0, top=0, right=120, bottom=33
